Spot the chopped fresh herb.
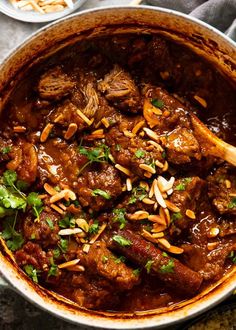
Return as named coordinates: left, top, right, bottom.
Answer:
left=133, top=268, right=141, bottom=276
left=1, top=215, right=24, bottom=251
left=228, top=251, right=236, bottom=264
left=228, top=198, right=236, bottom=209
left=78, top=144, right=110, bottom=175
left=145, top=260, right=154, bottom=274
left=0, top=185, right=27, bottom=217
left=128, top=186, right=147, bottom=205
left=147, top=158, right=156, bottom=169
left=3, top=170, right=17, bottom=187
left=16, top=180, right=29, bottom=192
left=175, top=178, right=192, bottom=191
left=135, top=149, right=145, bottom=159
left=162, top=252, right=168, bottom=257
left=92, top=189, right=111, bottom=200
left=54, top=185, right=61, bottom=192
left=27, top=192, right=43, bottom=220
left=58, top=238, right=68, bottom=253
left=53, top=248, right=61, bottom=259
left=171, top=212, right=182, bottom=222
left=115, top=144, right=121, bottom=151
left=59, top=215, right=75, bottom=229
left=113, top=208, right=127, bottom=229
left=48, top=264, right=58, bottom=277
left=24, top=265, right=38, bottom=283
left=159, top=259, right=175, bottom=274
left=113, top=235, right=132, bottom=247
left=30, top=233, right=36, bottom=240
left=46, top=218, right=54, bottom=230
left=102, top=256, right=109, bottom=264
left=114, top=256, right=126, bottom=264
left=151, top=98, right=164, bottom=109
left=162, top=151, right=166, bottom=159
left=89, top=221, right=99, bottom=235
left=73, top=200, right=80, bottom=207
left=1, top=146, right=11, bottom=154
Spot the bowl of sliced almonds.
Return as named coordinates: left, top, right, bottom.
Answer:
left=0, top=0, right=87, bottom=23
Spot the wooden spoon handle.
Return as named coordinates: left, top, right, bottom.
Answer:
left=190, top=113, right=236, bottom=166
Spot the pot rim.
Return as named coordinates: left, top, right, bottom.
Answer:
left=0, top=5, right=235, bottom=329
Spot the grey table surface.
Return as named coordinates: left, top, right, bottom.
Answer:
left=0, top=1, right=233, bottom=329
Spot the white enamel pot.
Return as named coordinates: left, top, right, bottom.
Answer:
left=0, top=6, right=235, bottom=329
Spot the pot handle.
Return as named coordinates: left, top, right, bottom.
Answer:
left=0, top=272, right=9, bottom=287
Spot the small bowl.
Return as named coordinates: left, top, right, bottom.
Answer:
left=0, top=0, right=87, bottom=23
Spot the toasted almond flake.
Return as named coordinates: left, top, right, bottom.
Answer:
left=149, top=180, right=155, bottom=198
left=29, top=0, right=45, bottom=14
left=89, top=223, right=107, bottom=244
left=164, top=208, right=171, bottom=226
left=132, top=121, right=145, bottom=134
left=207, top=242, right=219, bottom=251
left=144, top=171, right=152, bottom=178
left=154, top=180, right=167, bottom=208
left=158, top=176, right=175, bottom=192
left=44, top=183, right=57, bottom=196
left=159, top=206, right=166, bottom=221
left=108, top=154, right=115, bottom=163
left=155, top=160, right=164, bottom=168
left=194, top=95, right=207, bottom=108
left=92, top=129, right=104, bottom=135
left=76, top=218, right=89, bottom=233
left=148, top=215, right=166, bottom=225
left=208, top=227, right=220, bottom=238
left=142, top=229, right=159, bottom=244
left=139, top=131, right=145, bottom=137
left=126, top=178, right=132, bottom=192
left=142, top=197, right=155, bottom=205
left=38, top=194, right=48, bottom=200
left=152, top=107, right=163, bottom=115
left=124, top=130, right=134, bottom=138
left=151, top=224, right=167, bottom=233
left=129, top=210, right=149, bottom=220
left=82, top=244, right=91, bottom=253
left=58, top=202, right=67, bottom=211
left=167, top=188, right=173, bottom=195
left=40, top=123, right=54, bottom=142
left=165, top=200, right=180, bottom=213
left=152, top=232, right=165, bottom=238
left=143, top=127, right=159, bottom=142
left=115, top=164, right=131, bottom=176
left=139, top=163, right=156, bottom=174
left=140, top=181, right=149, bottom=191
left=66, top=265, right=85, bottom=272
left=162, top=161, right=169, bottom=172
left=168, top=246, right=184, bottom=254
left=50, top=204, right=64, bottom=214
left=50, top=189, right=76, bottom=204
left=54, top=114, right=64, bottom=123
left=64, top=123, right=77, bottom=140
left=122, top=185, right=127, bottom=192
left=154, top=202, right=158, bottom=211
left=101, top=117, right=110, bottom=128
left=58, top=228, right=83, bottom=236
left=77, top=109, right=93, bottom=126
left=13, top=125, right=27, bottom=133
left=185, top=209, right=196, bottom=219
left=76, top=232, right=86, bottom=238
left=58, top=259, right=80, bottom=269
left=229, top=193, right=236, bottom=197
left=158, top=238, right=171, bottom=249
left=147, top=140, right=163, bottom=152
left=225, top=179, right=231, bottom=189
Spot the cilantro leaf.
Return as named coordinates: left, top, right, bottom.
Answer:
left=102, top=256, right=109, bottom=264
left=58, top=238, right=68, bottom=253
left=3, top=170, right=17, bottom=187
left=145, top=260, right=154, bottom=274
left=112, top=235, right=132, bottom=247
left=113, top=208, right=127, bottom=229
left=46, top=218, right=54, bottom=230
left=27, top=192, right=43, bottom=220
left=228, top=198, right=236, bottom=209
left=135, top=150, right=145, bottom=159
left=128, top=186, right=147, bottom=205
left=78, top=144, right=110, bottom=175
left=1, top=146, right=11, bottom=155
left=133, top=268, right=141, bottom=276
left=24, top=265, right=38, bottom=283
left=53, top=248, right=61, bottom=259
left=59, top=215, right=75, bottom=229
left=89, top=221, right=99, bottom=234
left=159, top=259, right=175, bottom=273
left=1, top=215, right=24, bottom=251
left=151, top=99, right=164, bottom=109
left=175, top=178, right=192, bottom=191
left=92, top=189, right=111, bottom=200
left=114, top=256, right=126, bottom=264
left=171, top=212, right=182, bottom=222
left=48, top=264, right=58, bottom=277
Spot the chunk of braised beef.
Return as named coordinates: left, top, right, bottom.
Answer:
left=98, top=65, right=141, bottom=113
left=76, top=163, right=123, bottom=212
left=78, top=241, right=139, bottom=290
left=207, top=165, right=236, bottom=215
left=160, top=128, right=201, bottom=164
left=15, top=241, right=50, bottom=271
left=170, top=177, right=206, bottom=230
left=38, top=67, right=75, bottom=101
left=71, top=273, right=120, bottom=310
left=22, top=211, right=60, bottom=247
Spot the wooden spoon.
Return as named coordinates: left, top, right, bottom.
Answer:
left=190, top=113, right=236, bottom=166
